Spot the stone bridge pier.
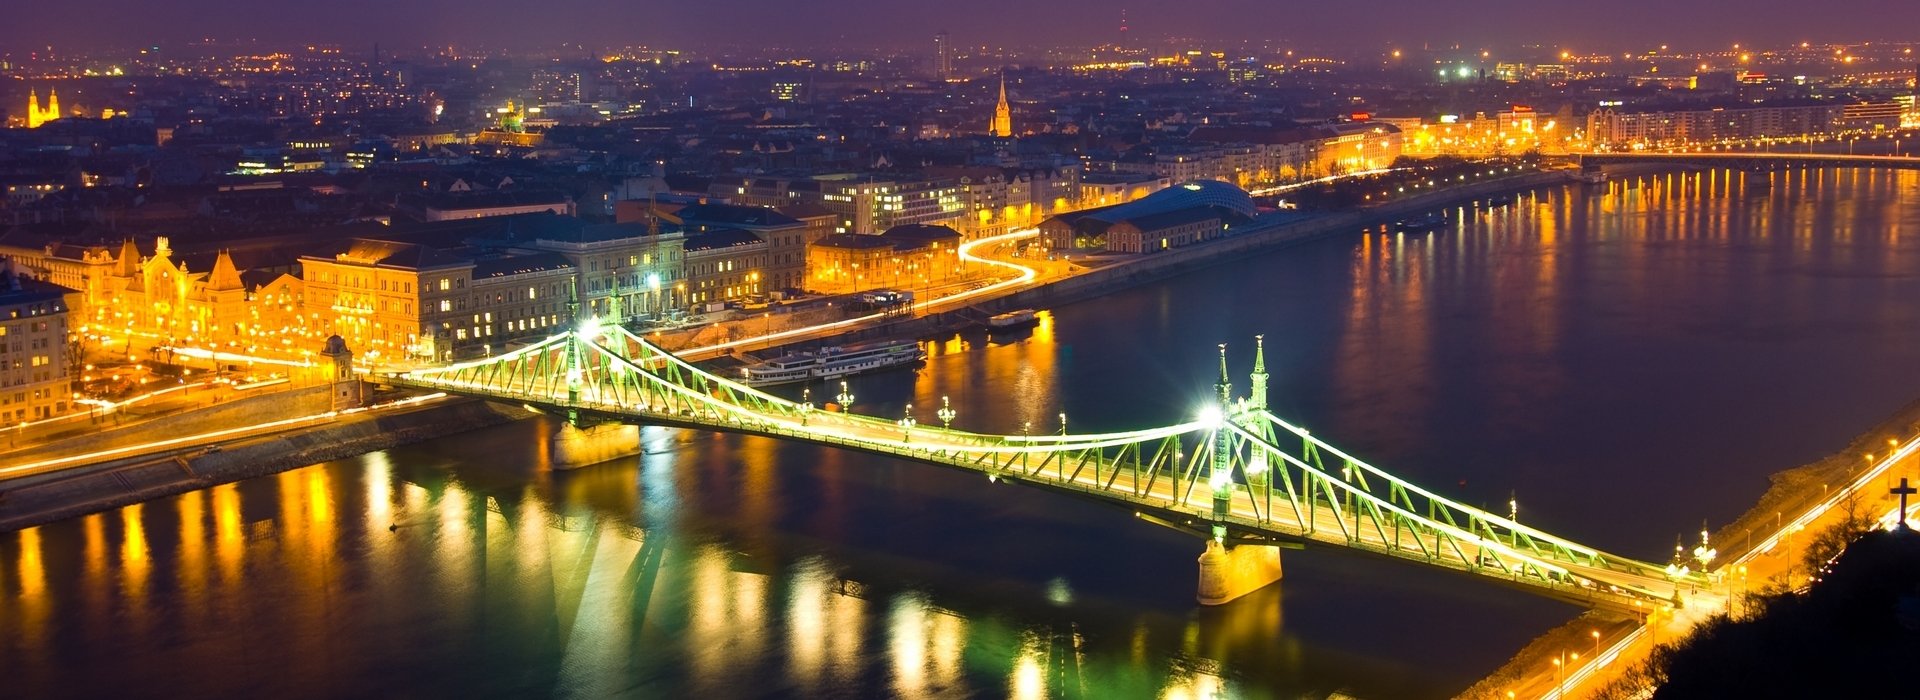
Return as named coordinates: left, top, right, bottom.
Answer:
left=550, top=421, right=641, bottom=469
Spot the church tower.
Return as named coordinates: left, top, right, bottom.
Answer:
left=25, top=88, right=59, bottom=128
left=989, top=73, right=1013, bottom=138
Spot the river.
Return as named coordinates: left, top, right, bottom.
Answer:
left=5, top=167, right=1920, bottom=699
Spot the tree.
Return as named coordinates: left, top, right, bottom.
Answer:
left=1800, top=492, right=1873, bottom=581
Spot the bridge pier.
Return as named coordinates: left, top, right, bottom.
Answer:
left=1197, top=540, right=1283, bottom=605
left=550, top=422, right=641, bottom=469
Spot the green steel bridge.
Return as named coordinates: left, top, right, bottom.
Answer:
left=381, top=319, right=1707, bottom=614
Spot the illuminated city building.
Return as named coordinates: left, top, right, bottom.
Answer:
left=926, top=165, right=1081, bottom=239
left=681, top=229, right=767, bottom=309
left=669, top=202, right=818, bottom=293
left=0, top=258, right=74, bottom=422
left=1078, top=172, right=1171, bottom=209
left=23, top=88, right=60, bottom=128
left=414, top=190, right=576, bottom=221
left=0, top=237, right=306, bottom=360
left=299, top=239, right=577, bottom=362
left=720, top=175, right=965, bottom=235
left=989, top=73, right=1013, bottom=137
left=806, top=224, right=965, bottom=295
left=532, top=70, right=583, bottom=103
left=1586, top=103, right=1853, bottom=147
left=505, top=217, right=686, bottom=322
left=933, top=32, right=952, bottom=82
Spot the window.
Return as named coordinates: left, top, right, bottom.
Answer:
left=439, top=300, right=451, bottom=312
left=438, top=279, right=450, bottom=292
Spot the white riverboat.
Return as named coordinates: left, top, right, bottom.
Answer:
left=738, top=339, right=926, bottom=387
left=988, top=309, right=1040, bottom=330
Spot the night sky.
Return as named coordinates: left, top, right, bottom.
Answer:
left=3, top=0, right=1914, bottom=51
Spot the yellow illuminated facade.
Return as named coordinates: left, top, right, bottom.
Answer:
left=23, top=88, right=60, bottom=128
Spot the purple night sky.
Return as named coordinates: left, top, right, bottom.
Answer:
left=3, top=0, right=1915, bottom=51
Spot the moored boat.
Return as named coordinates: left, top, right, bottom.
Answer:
left=988, top=309, right=1040, bottom=330
left=737, top=339, right=926, bottom=387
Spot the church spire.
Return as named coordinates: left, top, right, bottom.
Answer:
left=989, top=72, right=1013, bottom=138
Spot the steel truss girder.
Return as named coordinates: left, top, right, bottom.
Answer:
left=384, top=327, right=1693, bottom=612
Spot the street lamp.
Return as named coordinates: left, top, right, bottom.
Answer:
left=899, top=403, right=916, bottom=442
left=1693, top=521, right=1717, bottom=571
left=800, top=387, right=813, bottom=425
left=1059, top=411, right=1068, bottom=436
left=937, top=395, right=956, bottom=429
left=1590, top=629, right=1601, bottom=659
left=1666, top=534, right=1691, bottom=594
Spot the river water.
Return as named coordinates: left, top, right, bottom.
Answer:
left=6, top=168, right=1920, bottom=699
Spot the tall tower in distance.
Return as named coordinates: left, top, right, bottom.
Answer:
left=934, top=32, right=952, bottom=82
left=989, top=73, right=1013, bottom=138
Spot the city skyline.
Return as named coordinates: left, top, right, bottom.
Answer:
left=3, top=0, right=1916, bottom=53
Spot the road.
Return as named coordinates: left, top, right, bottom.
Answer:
left=1528, top=430, right=1920, bottom=699
left=0, top=392, right=449, bottom=484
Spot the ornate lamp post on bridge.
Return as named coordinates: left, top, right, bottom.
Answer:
left=836, top=381, right=854, bottom=409
left=1692, top=521, right=1718, bottom=575
left=1665, top=535, right=1692, bottom=604
left=937, top=395, right=956, bottom=430
left=800, top=387, right=813, bottom=426
left=899, top=404, right=916, bottom=442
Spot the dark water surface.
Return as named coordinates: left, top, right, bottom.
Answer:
left=7, top=169, right=1920, bottom=699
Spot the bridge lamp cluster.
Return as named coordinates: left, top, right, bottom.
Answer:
left=1209, top=467, right=1233, bottom=493
left=1246, top=451, right=1268, bottom=477
left=1197, top=404, right=1224, bottom=428
left=1693, top=525, right=1717, bottom=569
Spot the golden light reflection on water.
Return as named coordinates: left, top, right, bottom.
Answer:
left=786, top=556, right=867, bottom=691
left=213, top=482, right=242, bottom=586
left=119, top=503, right=149, bottom=633
left=686, top=544, right=769, bottom=690
left=80, top=512, right=107, bottom=624
left=13, top=526, right=47, bottom=660
left=1010, top=629, right=1049, bottom=700
left=177, top=490, right=207, bottom=613
left=887, top=591, right=970, bottom=698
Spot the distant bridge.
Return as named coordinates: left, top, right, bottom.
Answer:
left=381, top=318, right=1705, bottom=613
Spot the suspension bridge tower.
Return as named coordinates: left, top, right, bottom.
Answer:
left=1197, top=340, right=1284, bottom=605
